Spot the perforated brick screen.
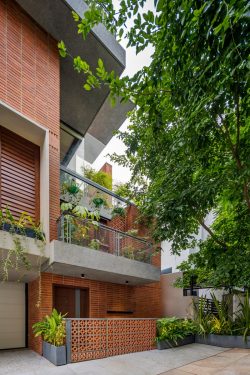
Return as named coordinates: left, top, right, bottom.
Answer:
left=67, top=318, right=157, bottom=362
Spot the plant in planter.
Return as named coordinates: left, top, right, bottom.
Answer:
left=61, top=178, right=83, bottom=207
left=60, top=202, right=100, bottom=246
left=91, top=195, right=108, bottom=209
left=122, top=245, right=135, bottom=260
left=194, top=293, right=250, bottom=348
left=33, top=309, right=67, bottom=366
left=126, top=228, right=138, bottom=236
left=0, top=208, right=46, bottom=281
left=234, top=291, right=250, bottom=341
left=156, top=317, right=196, bottom=349
left=89, top=238, right=101, bottom=250
left=111, top=206, right=126, bottom=218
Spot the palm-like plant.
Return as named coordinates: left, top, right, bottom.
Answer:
left=234, top=291, right=250, bottom=341
left=209, top=293, right=233, bottom=335
left=193, top=297, right=212, bottom=335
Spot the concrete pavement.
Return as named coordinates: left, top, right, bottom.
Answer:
left=0, top=344, right=228, bottom=375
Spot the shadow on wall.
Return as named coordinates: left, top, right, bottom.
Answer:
left=160, top=272, right=194, bottom=318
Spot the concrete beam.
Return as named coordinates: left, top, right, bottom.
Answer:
left=45, top=240, right=160, bottom=285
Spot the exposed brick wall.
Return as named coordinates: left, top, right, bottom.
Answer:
left=0, top=0, right=60, bottom=240
left=28, top=272, right=162, bottom=354
left=99, top=162, right=112, bottom=180
left=108, top=204, right=161, bottom=268
left=70, top=319, right=156, bottom=362
left=28, top=278, right=42, bottom=354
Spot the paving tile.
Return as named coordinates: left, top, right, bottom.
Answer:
left=159, top=370, right=190, bottom=375
left=225, top=349, right=250, bottom=354
left=215, top=369, right=250, bottom=375
left=192, top=355, right=236, bottom=368
left=178, top=363, right=219, bottom=374
left=217, top=352, right=249, bottom=359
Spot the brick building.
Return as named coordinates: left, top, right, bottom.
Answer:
left=0, top=0, right=161, bottom=357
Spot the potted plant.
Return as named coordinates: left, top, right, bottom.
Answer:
left=89, top=238, right=101, bottom=250
left=111, top=206, right=126, bottom=218
left=194, top=293, right=250, bottom=348
left=92, top=195, right=108, bottom=209
left=0, top=208, right=45, bottom=240
left=126, top=228, right=138, bottom=236
left=33, top=309, right=67, bottom=366
left=156, top=317, right=196, bottom=349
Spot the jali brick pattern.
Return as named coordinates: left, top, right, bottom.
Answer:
left=70, top=318, right=156, bottom=362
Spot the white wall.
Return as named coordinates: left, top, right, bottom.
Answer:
left=161, top=212, right=214, bottom=273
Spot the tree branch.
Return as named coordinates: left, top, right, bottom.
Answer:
left=218, top=114, right=250, bottom=211
left=198, top=219, right=227, bottom=249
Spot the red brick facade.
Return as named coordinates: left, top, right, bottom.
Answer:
left=0, top=0, right=60, bottom=240
left=28, top=273, right=161, bottom=353
left=108, top=204, right=161, bottom=268
left=1, top=1, right=162, bottom=359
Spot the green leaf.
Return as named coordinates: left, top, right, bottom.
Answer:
left=84, top=83, right=91, bottom=91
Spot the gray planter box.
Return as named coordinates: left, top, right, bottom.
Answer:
left=42, top=341, right=66, bottom=366
left=157, top=335, right=195, bottom=350
left=195, top=334, right=250, bottom=349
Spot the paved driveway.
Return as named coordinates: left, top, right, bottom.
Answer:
left=0, top=344, right=227, bottom=375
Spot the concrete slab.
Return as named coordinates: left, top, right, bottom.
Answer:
left=0, top=344, right=228, bottom=375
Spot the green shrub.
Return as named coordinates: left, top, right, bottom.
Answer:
left=84, top=167, right=112, bottom=190
left=32, top=308, right=66, bottom=347
left=233, top=291, right=250, bottom=341
left=156, top=317, right=196, bottom=344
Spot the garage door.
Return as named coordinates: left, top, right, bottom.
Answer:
left=0, top=282, right=26, bottom=349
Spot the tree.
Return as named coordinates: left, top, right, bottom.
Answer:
left=59, top=0, right=250, bottom=288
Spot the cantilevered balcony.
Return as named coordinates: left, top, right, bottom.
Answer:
left=57, top=214, right=153, bottom=264
left=44, top=167, right=160, bottom=285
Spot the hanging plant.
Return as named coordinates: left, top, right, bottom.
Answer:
left=67, top=181, right=80, bottom=195
left=0, top=208, right=46, bottom=281
left=92, top=196, right=108, bottom=209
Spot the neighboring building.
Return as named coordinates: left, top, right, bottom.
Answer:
left=0, top=0, right=161, bottom=355
left=160, top=213, right=214, bottom=317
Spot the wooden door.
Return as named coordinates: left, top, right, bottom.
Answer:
left=54, top=286, right=89, bottom=318
left=54, top=286, right=76, bottom=318
left=0, top=126, right=40, bottom=222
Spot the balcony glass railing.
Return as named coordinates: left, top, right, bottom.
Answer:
left=57, top=214, right=154, bottom=264
left=60, top=166, right=129, bottom=219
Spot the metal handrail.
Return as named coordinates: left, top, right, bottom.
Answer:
left=58, top=213, right=152, bottom=246
left=60, top=165, right=135, bottom=206
left=58, top=213, right=153, bottom=264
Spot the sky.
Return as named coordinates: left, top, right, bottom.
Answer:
left=92, top=1, right=155, bottom=184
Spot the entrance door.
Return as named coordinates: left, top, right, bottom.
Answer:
left=54, top=286, right=89, bottom=318
left=0, top=282, right=26, bottom=349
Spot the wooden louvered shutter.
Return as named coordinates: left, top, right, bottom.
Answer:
left=0, top=126, right=40, bottom=223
